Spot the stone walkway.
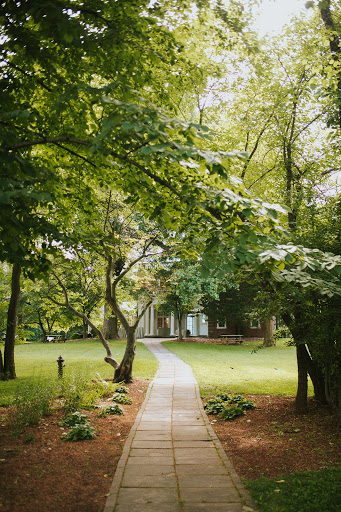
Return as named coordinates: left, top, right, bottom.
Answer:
left=104, top=339, right=256, bottom=512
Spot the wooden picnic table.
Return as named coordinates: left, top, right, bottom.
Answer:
left=44, top=334, right=65, bottom=343
left=220, top=334, right=243, bottom=344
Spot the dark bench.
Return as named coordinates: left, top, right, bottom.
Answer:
left=220, top=334, right=243, bottom=344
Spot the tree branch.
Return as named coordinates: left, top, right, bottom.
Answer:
left=134, top=299, right=153, bottom=329
left=53, top=142, right=96, bottom=167
left=4, top=61, right=53, bottom=92
left=5, top=137, right=90, bottom=151
left=47, top=273, right=119, bottom=369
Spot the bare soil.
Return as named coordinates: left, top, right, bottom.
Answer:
left=0, top=381, right=340, bottom=511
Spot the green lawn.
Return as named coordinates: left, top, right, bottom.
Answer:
left=0, top=339, right=158, bottom=406
left=245, top=466, right=341, bottom=512
left=162, top=339, right=313, bottom=398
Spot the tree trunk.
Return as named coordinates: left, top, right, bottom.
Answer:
left=295, top=344, right=309, bottom=413
left=82, top=317, right=87, bottom=339
left=324, top=359, right=341, bottom=422
left=305, top=350, right=327, bottom=404
left=177, top=313, right=183, bottom=341
left=103, top=303, right=120, bottom=339
left=37, top=310, right=47, bottom=340
left=4, top=263, right=21, bottom=380
left=0, top=350, right=5, bottom=380
left=113, top=327, right=136, bottom=383
left=262, top=317, right=274, bottom=347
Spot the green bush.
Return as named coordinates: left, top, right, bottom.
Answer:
left=204, top=398, right=226, bottom=415
left=114, top=385, right=129, bottom=394
left=219, top=404, right=244, bottom=420
left=101, top=404, right=124, bottom=416
left=66, top=325, right=84, bottom=340
left=204, top=393, right=255, bottom=421
left=61, top=422, right=96, bottom=441
left=111, top=393, right=132, bottom=405
left=61, top=411, right=89, bottom=427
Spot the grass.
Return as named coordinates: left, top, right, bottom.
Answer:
left=245, top=466, right=341, bottom=512
left=162, top=339, right=313, bottom=398
left=0, top=339, right=158, bottom=406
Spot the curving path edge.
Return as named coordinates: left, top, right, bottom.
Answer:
left=104, top=338, right=257, bottom=512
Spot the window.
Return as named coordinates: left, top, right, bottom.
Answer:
left=201, top=314, right=207, bottom=324
left=157, top=315, right=169, bottom=328
left=250, top=319, right=261, bottom=329
left=217, top=319, right=226, bottom=328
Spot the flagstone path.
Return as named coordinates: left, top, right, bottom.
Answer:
left=104, top=339, right=256, bottom=512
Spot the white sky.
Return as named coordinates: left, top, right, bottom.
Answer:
left=252, top=0, right=310, bottom=36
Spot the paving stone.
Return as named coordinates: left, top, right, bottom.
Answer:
left=175, top=456, right=221, bottom=465
left=126, top=456, right=174, bottom=465
left=131, top=440, right=172, bottom=449
left=174, top=447, right=218, bottom=457
left=179, top=487, right=240, bottom=503
left=137, top=422, right=171, bottom=430
left=117, top=487, right=179, bottom=504
left=129, top=448, right=173, bottom=457
left=173, top=440, right=213, bottom=448
left=123, top=464, right=175, bottom=477
left=176, top=464, right=228, bottom=476
left=178, top=474, right=236, bottom=488
left=183, top=504, right=246, bottom=512
left=133, top=431, right=172, bottom=441
left=121, top=473, right=177, bottom=488
left=116, top=504, right=180, bottom=512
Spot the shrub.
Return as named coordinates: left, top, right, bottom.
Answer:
left=204, top=393, right=255, bottom=421
left=114, top=385, right=129, bottom=394
left=111, top=393, right=132, bottom=405
left=61, top=411, right=89, bottom=427
left=204, top=398, right=226, bottom=415
left=101, top=404, right=124, bottom=416
left=219, top=404, right=245, bottom=420
left=61, top=422, right=96, bottom=441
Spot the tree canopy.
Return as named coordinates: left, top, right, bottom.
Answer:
left=1, top=1, right=341, bottom=406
